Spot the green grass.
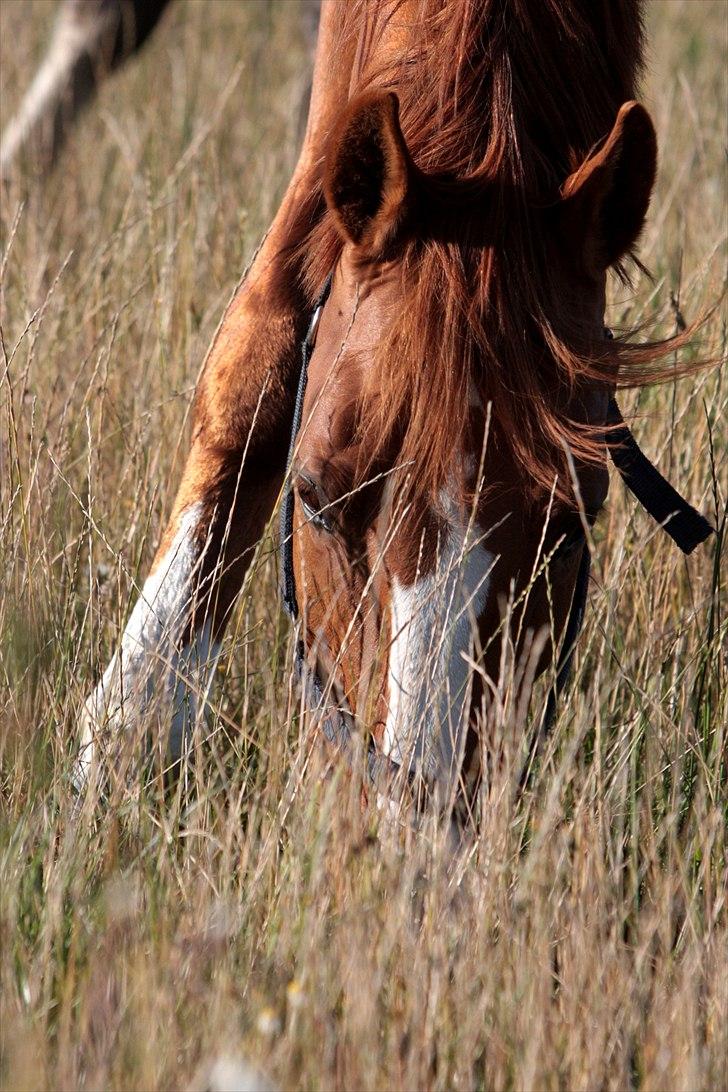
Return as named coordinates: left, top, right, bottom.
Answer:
left=1, top=2, right=726, bottom=1089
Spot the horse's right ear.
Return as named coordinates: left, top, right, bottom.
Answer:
left=559, top=101, right=657, bottom=276
left=324, top=91, right=415, bottom=257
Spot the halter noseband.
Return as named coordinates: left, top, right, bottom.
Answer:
left=279, top=282, right=714, bottom=806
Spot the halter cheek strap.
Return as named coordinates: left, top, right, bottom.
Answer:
left=606, top=397, right=713, bottom=554
left=278, top=272, right=422, bottom=799
left=278, top=272, right=359, bottom=756
left=280, top=270, right=333, bottom=623
left=536, top=376, right=714, bottom=750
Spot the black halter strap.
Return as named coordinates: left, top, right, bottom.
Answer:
left=278, top=272, right=356, bottom=757
left=605, top=397, right=713, bottom=554
left=279, top=273, right=423, bottom=802
left=280, top=295, right=714, bottom=799
left=536, top=367, right=714, bottom=745
left=280, top=271, right=333, bottom=622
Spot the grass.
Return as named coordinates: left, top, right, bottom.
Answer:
left=1, top=1, right=726, bottom=1089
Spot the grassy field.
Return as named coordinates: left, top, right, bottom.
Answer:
left=1, top=2, right=726, bottom=1089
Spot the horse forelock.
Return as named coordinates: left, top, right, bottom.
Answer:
left=300, top=0, right=693, bottom=508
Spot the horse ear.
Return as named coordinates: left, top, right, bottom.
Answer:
left=324, top=91, right=415, bottom=255
left=560, top=101, right=657, bottom=275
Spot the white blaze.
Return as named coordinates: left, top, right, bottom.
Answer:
left=383, top=516, right=492, bottom=795
left=76, top=502, right=221, bottom=786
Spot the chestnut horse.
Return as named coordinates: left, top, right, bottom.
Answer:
left=76, top=0, right=710, bottom=813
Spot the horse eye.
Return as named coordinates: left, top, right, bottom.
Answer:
left=297, top=475, right=334, bottom=533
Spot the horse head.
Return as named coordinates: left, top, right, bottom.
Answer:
left=289, top=90, right=659, bottom=804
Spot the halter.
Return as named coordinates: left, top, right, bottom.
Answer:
left=536, top=330, right=714, bottom=748
left=279, top=281, right=714, bottom=806
left=279, top=272, right=421, bottom=798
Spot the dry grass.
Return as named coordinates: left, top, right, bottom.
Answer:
left=1, top=2, right=726, bottom=1090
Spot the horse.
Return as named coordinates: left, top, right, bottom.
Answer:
left=73, top=0, right=711, bottom=816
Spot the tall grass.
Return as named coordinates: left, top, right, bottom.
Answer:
left=1, top=2, right=726, bottom=1089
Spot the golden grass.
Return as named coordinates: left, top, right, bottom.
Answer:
left=1, top=2, right=726, bottom=1089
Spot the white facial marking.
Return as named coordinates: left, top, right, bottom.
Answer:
left=76, top=502, right=221, bottom=786
left=383, top=509, right=493, bottom=796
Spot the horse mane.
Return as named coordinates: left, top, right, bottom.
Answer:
left=302, top=0, right=694, bottom=505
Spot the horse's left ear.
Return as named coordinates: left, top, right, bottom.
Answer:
left=560, top=101, right=657, bottom=275
left=324, top=91, right=415, bottom=256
